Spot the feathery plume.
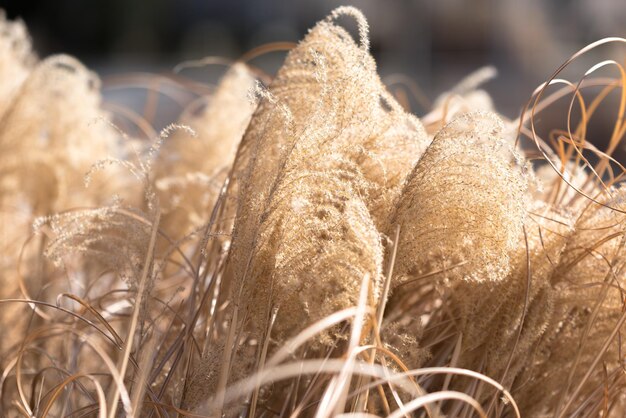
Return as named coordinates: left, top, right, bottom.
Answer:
left=390, top=111, right=527, bottom=286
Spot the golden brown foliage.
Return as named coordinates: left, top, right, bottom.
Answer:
left=155, top=63, right=256, bottom=242
left=390, top=111, right=527, bottom=285
left=1, top=7, right=626, bottom=418
left=226, top=6, right=428, bottom=348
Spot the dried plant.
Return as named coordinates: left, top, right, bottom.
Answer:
left=0, top=45, right=126, bottom=354
left=1, top=7, right=626, bottom=418
left=511, top=193, right=626, bottom=416
left=183, top=8, right=430, bottom=410
left=389, top=111, right=527, bottom=285
left=155, top=63, right=256, bottom=243
left=445, top=202, right=574, bottom=389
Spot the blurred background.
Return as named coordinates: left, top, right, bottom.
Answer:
left=3, top=0, right=625, bottom=119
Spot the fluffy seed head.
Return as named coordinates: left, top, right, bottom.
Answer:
left=513, top=192, right=626, bottom=415
left=390, top=111, right=527, bottom=284
left=155, top=63, right=256, bottom=240
left=450, top=202, right=573, bottom=387
left=228, top=5, right=428, bottom=345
